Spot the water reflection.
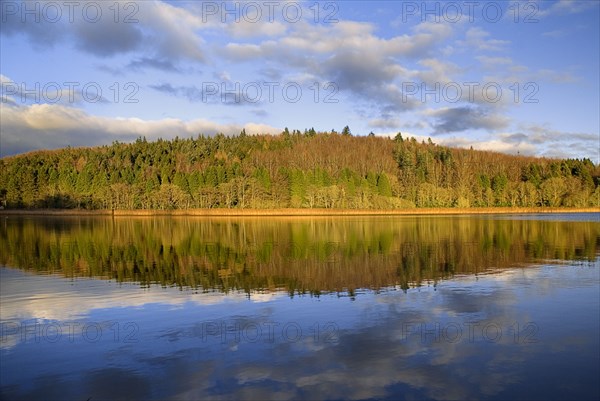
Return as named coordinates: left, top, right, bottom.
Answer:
left=1, top=215, right=598, bottom=293
left=1, top=215, right=599, bottom=400
left=1, top=264, right=598, bottom=401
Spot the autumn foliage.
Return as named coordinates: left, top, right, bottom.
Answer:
left=0, top=130, right=598, bottom=209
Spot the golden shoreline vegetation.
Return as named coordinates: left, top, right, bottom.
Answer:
left=1, top=207, right=599, bottom=217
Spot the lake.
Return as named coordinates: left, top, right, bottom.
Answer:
left=1, top=213, right=599, bottom=400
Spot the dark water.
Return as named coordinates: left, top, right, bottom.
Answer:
left=1, top=214, right=599, bottom=400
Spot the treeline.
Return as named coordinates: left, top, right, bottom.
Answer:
left=0, top=129, right=599, bottom=209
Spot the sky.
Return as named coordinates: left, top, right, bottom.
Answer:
left=0, top=0, right=599, bottom=161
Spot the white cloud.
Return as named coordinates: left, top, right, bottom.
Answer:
left=536, top=69, right=578, bottom=84
left=223, top=43, right=264, bottom=60
left=0, top=103, right=280, bottom=156
left=407, top=125, right=599, bottom=160
left=0, top=1, right=208, bottom=63
left=476, top=56, right=514, bottom=69
left=476, top=57, right=579, bottom=87
left=368, top=118, right=402, bottom=130
left=458, top=27, right=509, bottom=52
left=542, top=30, right=566, bottom=38
left=220, top=20, right=453, bottom=117
left=415, top=58, right=463, bottom=85
left=0, top=267, right=286, bottom=325
left=138, top=1, right=206, bottom=62
left=535, top=0, right=600, bottom=17
left=444, top=137, right=537, bottom=155
left=226, top=19, right=289, bottom=38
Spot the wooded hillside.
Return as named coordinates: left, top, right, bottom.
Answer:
left=1, top=129, right=598, bottom=209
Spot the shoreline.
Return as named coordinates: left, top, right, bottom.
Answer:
left=0, top=207, right=598, bottom=217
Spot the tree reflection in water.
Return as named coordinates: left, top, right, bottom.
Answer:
left=1, top=215, right=598, bottom=294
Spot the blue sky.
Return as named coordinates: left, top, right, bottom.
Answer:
left=1, top=0, right=599, bottom=160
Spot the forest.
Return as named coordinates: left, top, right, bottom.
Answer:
left=0, top=128, right=598, bottom=210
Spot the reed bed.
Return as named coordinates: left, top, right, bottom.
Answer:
left=1, top=207, right=598, bottom=217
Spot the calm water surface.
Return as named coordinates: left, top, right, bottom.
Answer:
left=1, top=214, right=599, bottom=400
